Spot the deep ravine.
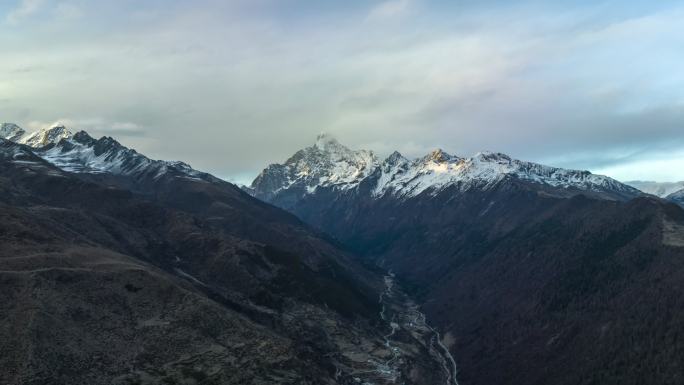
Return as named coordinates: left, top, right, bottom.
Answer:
left=358, top=272, right=460, bottom=385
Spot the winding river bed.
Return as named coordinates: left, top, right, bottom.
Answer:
left=359, top=273, right=460, bottom=385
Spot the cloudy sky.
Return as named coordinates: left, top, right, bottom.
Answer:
left=2, top=0, right=683, bottom=184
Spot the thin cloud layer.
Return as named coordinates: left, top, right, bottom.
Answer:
left=1, top=0, right=683, bottom=183
left=5, top=0, right=44, bottom=24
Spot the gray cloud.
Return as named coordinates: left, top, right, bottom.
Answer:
left=1, top=0, right=683, bottom=183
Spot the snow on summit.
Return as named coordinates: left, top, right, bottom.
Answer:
left=0, top=123, right=26, bottom=142
left=0, top=122, right=74, bottom=147
left=250, top=133, right=379, bottom=195
left=20, top=124, right=73, bottom=147
left=251, top=134, right=640, bottom=200
left=1, top=124, right=640, bottom=201
left=0, top=122, right=207, bottom=182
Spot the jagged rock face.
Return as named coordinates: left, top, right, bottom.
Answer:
left=248, top=135, right=684, bottom=385
left=249, top=133, right=379, bottom=205
left=39, top=130, right=205, bottom=181
left=0, top=122, right=74, bottom=147
left=0, top=124, right=204, bottom=181
left=0, top=123, right=25, bottom=142
left=250, top=135, right=640, bottom=208
left=0, top=127, right=455, bottom=384
left=22, top=125, right=72, bottom=147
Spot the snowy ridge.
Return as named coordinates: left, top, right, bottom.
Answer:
left=0, top=123, right=26, bottom=142
left=251, top=133, right=379, bottom=195
left=0, top=137, right=43, bottom=162
left=39, top=131, right=203, bottom=180
left=1, top=122, right=74, bottom=147
left=374, top=150, right=636, bottom=198
left=1, top=122, right=206, bottom=181
left=20, top=124, right=73, bottom=147
left=251, top=134, right=640, bottom=200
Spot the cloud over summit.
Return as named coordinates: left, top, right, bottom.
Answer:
left=1, top=0, right=683, bottom=183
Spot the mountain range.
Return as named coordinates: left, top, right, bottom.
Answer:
left=4, top=123, right=684, bottom=385
left=0, top=123, right=457, bottom=385
left=248, top=134, right=684, bottom=385
left=247, top=133, right=641, bottom=204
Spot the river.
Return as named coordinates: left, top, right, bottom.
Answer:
left=369, top=272, right=460, bottom=385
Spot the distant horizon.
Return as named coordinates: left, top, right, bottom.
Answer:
left=4, top=119, right=682, bottom=187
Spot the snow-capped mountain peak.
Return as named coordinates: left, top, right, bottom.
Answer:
left=1, top=122, right=74, bottom=147
left=0, top=123, right=26, bottom=142
left=385, top=150, right=408, bottom=164
left=422, top=148, right=460, bottom=164
left=314, top=132, right=344, bottom=151
left=19, top=123, right=73, bottom=147
left=1, top=122, right=208, bottom=182
left=250, top=135, right=641, bottom=202
left=473, top=151, right=512, bottom=163
left=250, top=134, right=379, bottom=196
left=38, top=130, right=203, bottom=179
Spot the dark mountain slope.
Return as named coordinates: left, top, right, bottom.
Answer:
left=420, top=194, right=684, bottom=385
left=248, top=137, right=684, bottom=385
left=667, top=188, right=684, bottom=207
left=0, top=137, right=451, bottom=385
left=265, top=180, right=684, bottom=385
left=0, top=241, right=313, bottom=385
left=17, top=131, right=362, bottom=277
